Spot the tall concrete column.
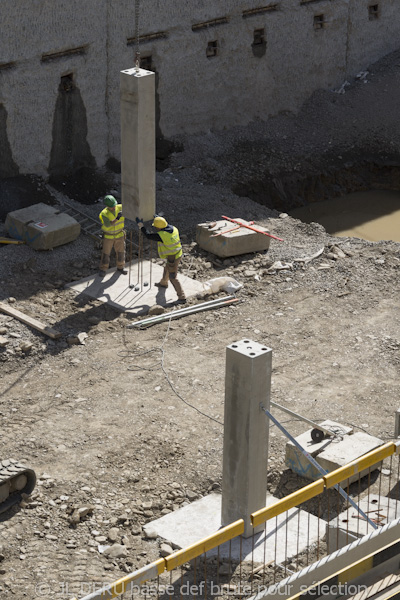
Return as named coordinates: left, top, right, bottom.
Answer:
left=221, top=339, right=272, bottom=538
left=120, top=67, right=156, bottom=222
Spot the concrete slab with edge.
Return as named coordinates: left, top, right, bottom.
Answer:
left=285, top=421, right=383, bottom=483
left=326, top=493, right=400, bottom=552
left=5, top=203, right=80, bottom=250
left=196, top=219, right=270, bottom=258
left=65, top=260, right=205, bottom=314
left=143, top=493, right=321, bottom=564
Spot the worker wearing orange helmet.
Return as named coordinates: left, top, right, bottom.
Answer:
left=136, top=215, right=186, bottom=304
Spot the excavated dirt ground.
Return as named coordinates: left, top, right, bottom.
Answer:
left=0, top=49, right=400, bottom=600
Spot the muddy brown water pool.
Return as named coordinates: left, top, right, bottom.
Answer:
left=289, top=190, right=400, bottom=242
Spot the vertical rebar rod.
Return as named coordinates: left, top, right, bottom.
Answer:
left=129, top=230, right=133, bottom=287
left=296, top=508, right=300, bottom=571
left=284, top=511, right=288, bottom=576
left=140, top=231, right=144, bottom=292
left=317, top=495, right=321, bottom=560
left=336, top=489, right=340, bottom=550
left=262, top=522, right=267, bottom=587
left=397, top=457, right=400, bottom=518
left=357, top=474, right=361, bottom=537
left=204, top=551, right=207, bottom=600
left=327, top=492, right=331, bottom=553
left=239, top=536, right=243, bottom=600
left=346, top=478, right=350, bottom=546
left=273, top=516, right=278, bottom=584
left=217, top=545, right=220, bottom=588
left=228, top=540, right=232, bottom=582
left=150, top=240, right=153, bottom=288
left=378, top=462, right=383, bottom=515
left=388, top=455, right=393, bottom=518
left=251, top=531, right=254, bottom=595
left=367, top=468, right=372, bottom=534
left=138, top=229, right=141, bottom=288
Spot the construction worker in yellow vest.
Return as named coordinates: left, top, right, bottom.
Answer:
left=137, top=215, right=186, bottom=304
left=98, top=195, right=127, bottom=277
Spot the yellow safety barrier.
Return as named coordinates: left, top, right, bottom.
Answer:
left=251, top=479, right=325, bottom=527
left=323, top=441, right=396, bottom=489
left=285, top=536, right=400, bottom=600
left=71, top=442, right=399, bottom=600
left=164, top=519, right=244, bottom=571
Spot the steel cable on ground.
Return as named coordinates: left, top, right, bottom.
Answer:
left=120, top=318, right=224, bottom=426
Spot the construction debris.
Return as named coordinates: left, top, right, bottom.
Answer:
left=127, top=296, right=240, bottom=328
left=0, top=301, right=62, bottom=339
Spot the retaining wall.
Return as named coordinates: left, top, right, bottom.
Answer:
left=1, top=0, right=400, bottom=176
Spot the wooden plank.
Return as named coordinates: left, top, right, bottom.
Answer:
left=0, top=302, right=62, bottom=339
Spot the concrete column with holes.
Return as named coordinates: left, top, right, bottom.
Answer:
left=221, top=339, right=272, bottom=538
left=120, top=67, right=156, bottom=222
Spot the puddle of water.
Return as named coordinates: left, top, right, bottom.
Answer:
left=289, top=190, right=400, bottom=242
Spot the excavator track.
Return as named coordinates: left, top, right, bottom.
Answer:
left=0, top=459, right=36, bottom=514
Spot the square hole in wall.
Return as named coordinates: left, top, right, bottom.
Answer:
left=369, top=4, right=379, bottom=19
left=60, top=73, right=74, bottom=92
left=206, top=40, right=218, bottom=58
left=313, top=14, right=325, bottom=30
left=140, top=55, right=153, bottom=71
left=253, top=28, right=265, bottom=46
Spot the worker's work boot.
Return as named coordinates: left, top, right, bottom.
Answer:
left=117, top=268, right=127, bottom=275
left=177, top=297, right=187, bottom=305
left=98, top=271, right=106, bottom=278
left=155, top=281, right=168, bottom=288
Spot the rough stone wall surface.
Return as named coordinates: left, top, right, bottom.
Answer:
left=1, top=0, right=400, bottom=175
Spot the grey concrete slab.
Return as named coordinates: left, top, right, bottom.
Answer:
left=327, top=494, right=400, bottom=552
left=65, top=260, right=205, bottom=314
left=285, top=422, right=383, bottom=483
left=143, top=493, right=321, bottom=564
left=5, top=202, right=80, bottom=249
left=196, top=219, right=270, bottom=258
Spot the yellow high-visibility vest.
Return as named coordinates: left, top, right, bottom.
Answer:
left=157, top=227, right=182, bottom=259
left=99, top=204, right=125, bottom=239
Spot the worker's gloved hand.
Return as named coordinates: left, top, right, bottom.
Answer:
left=116, top=212, right=122, bottom=220
left=135, top=217, right=144, bottom=227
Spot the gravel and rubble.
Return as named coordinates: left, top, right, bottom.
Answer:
left=0, top=49, right=399, bottom=599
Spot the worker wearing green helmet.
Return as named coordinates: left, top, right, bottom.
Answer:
left=98, top=195, right=127, bottom=277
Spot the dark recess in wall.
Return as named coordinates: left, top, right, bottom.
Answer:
left=48, top=75, right=109, bottom=203
left=0, top=104, right=19, bottom=179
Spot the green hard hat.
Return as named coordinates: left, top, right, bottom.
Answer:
left=104, top=195, right=117, bottom=207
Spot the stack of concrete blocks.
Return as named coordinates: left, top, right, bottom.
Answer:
left=5, top=203, right=80, bottom=250
left=196, top=219, right=270, bottom=258
left=120, top=68, right=156, bottom=223
left=285, top=420, right=384, bottom=483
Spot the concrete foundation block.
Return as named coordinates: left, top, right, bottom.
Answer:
left=196, top=219, right=270, bottom=258
left=5, top=203, right=80, bottom=250
left=326, top=494, right=400, bottom=553
left=285, top=422, right=383, bottom=483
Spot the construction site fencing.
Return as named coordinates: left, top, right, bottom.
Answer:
left=70, top=441, right=400, bottom=600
